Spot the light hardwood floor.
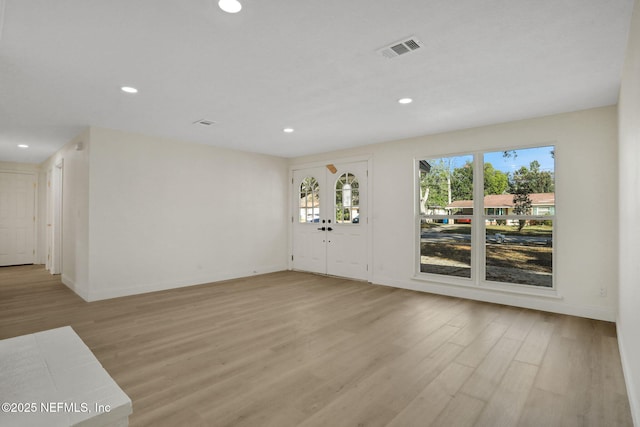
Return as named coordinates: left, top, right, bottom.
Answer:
left=0, top=265, right=633, bottom=426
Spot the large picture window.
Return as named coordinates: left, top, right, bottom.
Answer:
left=417, top=146, right=555, bottom=289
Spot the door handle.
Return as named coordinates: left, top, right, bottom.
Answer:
left=317, top=227, right=326, bottom=231
left=327, top=227, right=333, bottom=231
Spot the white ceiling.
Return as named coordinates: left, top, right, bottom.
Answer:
left=0, top=0, right=635, bottom=164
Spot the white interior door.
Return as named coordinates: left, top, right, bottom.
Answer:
left=46, top=168, right=53, bottom=271
left=0, top=172, right=36, bottom=266
left=45, top=161, right=63, bottom=274
left=292, top=161, right=368, bottom=280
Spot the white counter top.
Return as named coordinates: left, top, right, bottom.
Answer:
left=0, top=326, right=132, bottom=427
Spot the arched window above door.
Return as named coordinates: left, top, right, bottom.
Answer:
left=299, top=176, right=320, bottom=223
left=335, top=173, right=359, bottom=224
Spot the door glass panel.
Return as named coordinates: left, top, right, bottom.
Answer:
left=335, top=173, right=359, bottom=224
left=299, top=177, right=320, bottom=223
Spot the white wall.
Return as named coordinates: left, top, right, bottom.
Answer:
left=291, top=106, right=619, bottom=321
left=617, top=0, right=640, bottom=424
left=0, top=161, right=39, bottom=172
left=84, top=127, right=289, bottom=301
left=40, top=130, right=91, bottom=299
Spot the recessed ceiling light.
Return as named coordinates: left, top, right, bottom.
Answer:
left=17, top=144, right=29, bottom=149
left=398, top=98, right=413, bottom=104
left=218, top=0, right=242, bottom=13
left=283, top=128, right=294, bottom=133
left=121, top=86, right=138, bottom=94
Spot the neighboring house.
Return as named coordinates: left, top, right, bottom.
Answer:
left=423, top=206, right=449, bottom=216
left=447, top=192, right=555, bottom=221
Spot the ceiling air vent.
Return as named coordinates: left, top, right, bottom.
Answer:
left=378, top=36, right=423, bottom=59
left=193, top=119, right=215, bottom=126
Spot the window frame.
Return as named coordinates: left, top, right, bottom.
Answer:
left=417, top=153, right=475, bottom=281
left=415, top=145, right=557, bottom=296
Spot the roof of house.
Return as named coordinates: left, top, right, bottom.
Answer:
left=447, top=193, right=555, bottom=209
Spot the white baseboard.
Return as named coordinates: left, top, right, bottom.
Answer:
left=61, top=274, right=90, bottom=301
left=85, top=265, right=288, bottom=302
left=372, top=274, right=616, bottom=322
left=69, top=266, right=615, bottom=321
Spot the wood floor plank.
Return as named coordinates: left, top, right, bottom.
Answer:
left=560, top=333, right=633, bottom=427
left=601, top=336, right=634, bottom=425
left=430, top=393, right=486, bottom=427
left=0, top=265, right=633, bottom=427
left=518, top=388, right=566, bottom=427
left=473, top=360, right=538, bottom=426
left=289, top=327, right=464, bottom=426
left=514, top=319, right=555, bottom=366
left=460, top=336, right=523, bottom=401
left=447, top=304, right=500, bottom=346
left=533, top=333, right=574, bottom=395
left=503, top=309, right=540, bottom=341
left=454, top=321, right=508, bottom=368
left=386, top=362, right=475, bottom=427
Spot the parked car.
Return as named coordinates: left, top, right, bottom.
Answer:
left=453, top=211, right=471, bottom=224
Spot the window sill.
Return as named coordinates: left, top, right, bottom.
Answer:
left=412, top=273, right=563, bottom=300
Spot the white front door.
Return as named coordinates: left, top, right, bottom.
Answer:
left=0, top=172, right=36, bottom=266
left=292, top=167, right=326, bottom=275
left=292, top=161, right=368, bottom=280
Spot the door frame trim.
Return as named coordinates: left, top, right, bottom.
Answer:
left=289, top=154, right=373, bottom=282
